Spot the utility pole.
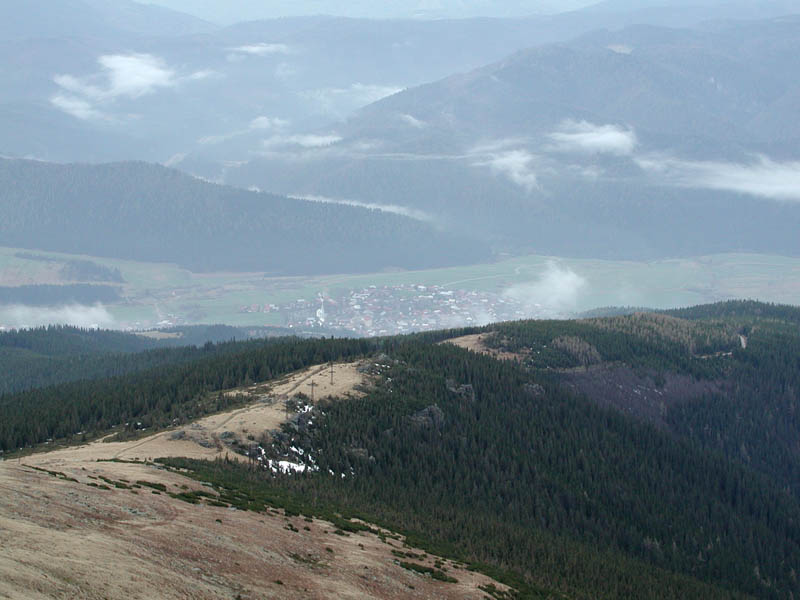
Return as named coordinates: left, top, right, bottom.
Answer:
left=309, top=379, right=318, bottom=403
left=330, top=360, right=334, bottom=385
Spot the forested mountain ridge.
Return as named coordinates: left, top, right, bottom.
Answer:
left=0, top=324, right=272, bottom=395
left=348, top=18, right=800, bottom=151
left=3, top=301, right=800, bottom=597
left=0, top=158, right=488, bottom=274
left=484, top=302, right=800, bottom=498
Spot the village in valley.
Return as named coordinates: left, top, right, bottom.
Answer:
left=240, top=283, right=537, bottom=336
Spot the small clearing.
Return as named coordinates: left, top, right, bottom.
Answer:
left=30, top=361, right=368, bottom=467
left=443, top=333, right=525, bottom=361
left=135, top=330, right=183, bottom=340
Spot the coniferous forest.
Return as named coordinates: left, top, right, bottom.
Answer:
left=4, top=301, right=800, bottom=598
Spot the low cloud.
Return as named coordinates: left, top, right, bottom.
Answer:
left=198, top=115, right=291, bottom=145
left=55, top=54, right=175, bottom=101
left=636, top=154, right=800, bottom=201
left=50, top=94, right=105, bottom=120
left=0, top=304, right=116, bottom=329
left=197, top=132, right=236, bottom=145
left=400, top=114, right=426, bottom=129
left=263, top=134, right=342, bottom=149
left=470, top=138, right=530, bottom=154
left=475, top=149, right=540, bottom=191
left=229, top=43, right=291, bottom=56
left=250, top=116, right=290, bottom=130
left=548, top=120, right=637, bottom=155
left=503, top=262, right=587, bottom=318
left=607, top=44, right=633, bottom=54
left=51, top=53, right=210, bottom=120
left=291, top=193, right=434, bottom=221
left=163, top=152, right=187, bottom=167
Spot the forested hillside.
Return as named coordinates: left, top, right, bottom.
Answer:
left=0, top=324, right=280, bottom=395
left=489, top=302, right=800, bottom=496
left=0, top=335, right=384, bottom=450
left=5, top=302, right=800, bottom=597
left=0, top=158, right=488, bottom=274
left=171, top=339, right=799, bottom=598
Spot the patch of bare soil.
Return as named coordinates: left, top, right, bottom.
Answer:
left=443, top=333, right=525, bottom=362
left=0, top=362, right=509, bottom=599
left=36, top=362, right=368, bottom=466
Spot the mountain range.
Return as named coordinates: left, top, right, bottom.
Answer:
left=214, top=15, right=800, bottom=260
left=5, top=1, right=800, bottom=270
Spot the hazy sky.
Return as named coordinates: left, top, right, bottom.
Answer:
left=136, top=0, right=598, bottom=24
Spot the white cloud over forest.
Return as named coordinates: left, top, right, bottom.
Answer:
left=548, top=120, right=637, bottom=155
left=0, top=304, right=116, bottom=329
left=503, top=262, right=587, bottom=317
left=229, top=43, right=291, bottom=56
left=51, top=53, right=211, bottom=120
left=474, top=149, right=540, bottom=191
left=290, top=193, right=434, bottom=221
left=636, top=154, right=800, bottom=201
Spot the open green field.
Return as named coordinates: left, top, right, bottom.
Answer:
left=1, top=246, right=799, bottom=329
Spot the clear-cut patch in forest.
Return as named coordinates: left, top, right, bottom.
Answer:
left=442, top=333, right=526, bottom=361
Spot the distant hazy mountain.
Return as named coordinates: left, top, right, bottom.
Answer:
left=213, top=16, right=800, bottom=260
left=10, top=0, right=799, bottom=165
left=343, top=17, right=800, bottom=154
left=133, top=0, right=593, bottom=23
left=0, top=158, right=488, bottom=274
left=0, top=0, right=215, bottom=41
left=0, top=14, right=575, bottom=163
left=134, top=0, right=800, bottom=23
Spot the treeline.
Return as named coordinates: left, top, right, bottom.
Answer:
left=0, top=325, right=262, bottom=395
left=0, top=325, right=159, bottom=355
left=488, top=312, right=737, bottom=377
left=0, top=342, right=231, bottom=397
left=490, top=304, right=800, bottom=500
left=0, top=158, right=489, bottom=275
left=0, top=336, right=378, bottom=451
left=663, top=300, right=800, bottom=324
